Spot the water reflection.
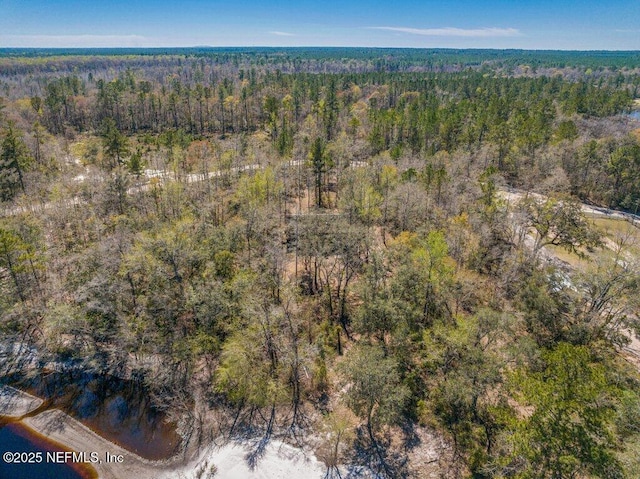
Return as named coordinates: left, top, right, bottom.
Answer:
left=16, top=371, right=180, bottom=461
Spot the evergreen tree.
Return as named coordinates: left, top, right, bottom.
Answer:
left=0, top=123, right=30, bottom=201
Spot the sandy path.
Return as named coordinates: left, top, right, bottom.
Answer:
left=498, top=188, right=640, bottom=225
left=0, top=385, right=43, bottom=418
left=498, top=190, right=640, bottom=366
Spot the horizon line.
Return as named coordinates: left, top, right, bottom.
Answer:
left=1, top=46, right=640, bottom=53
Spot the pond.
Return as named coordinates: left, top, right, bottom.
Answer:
left=629, top=110, right=640, bottom=120
left=0, top=420, right=95, bottom=479
left=15, top=370, right=181, bottom=461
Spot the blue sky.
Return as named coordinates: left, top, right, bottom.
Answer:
left=1, top=0, right=639, bottom=50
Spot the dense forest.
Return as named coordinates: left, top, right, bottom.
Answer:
left=1, top=48, right=640, bottom=478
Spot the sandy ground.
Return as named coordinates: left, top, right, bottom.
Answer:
left=19, top=408, right=325, bottom=479
left=0, top=385, right=43, bottom=418
left=185, top=440, right=326, bottom=479
left=0, top=321, right=324, bottom=479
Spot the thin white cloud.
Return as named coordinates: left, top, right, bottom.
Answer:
left=0, top=34, right=149, bottom=47
left=269, top=31, right=295, bottom=37
left=370, top=27, right=521, bottom=38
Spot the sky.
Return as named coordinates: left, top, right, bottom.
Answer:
left=0, top=0, right=639, bottom=50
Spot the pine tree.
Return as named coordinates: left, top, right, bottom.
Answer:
left=0, top=123, right=30, bottom=201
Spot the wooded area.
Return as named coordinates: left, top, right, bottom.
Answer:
left=1, top=48, right=640, bottom=478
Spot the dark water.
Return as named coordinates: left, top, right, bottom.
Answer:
left=0, top=422, right=93, bottom=479
left=16, top=371, right=180, bottom=460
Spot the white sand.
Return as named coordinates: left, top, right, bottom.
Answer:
left=21, top=408, right=326, bottom=479
left=1, top=380, right=326, bottom=479
left=186, top=440, right=326, bottom=479
left=0, top=385, right=43, bottom=418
